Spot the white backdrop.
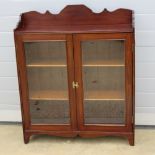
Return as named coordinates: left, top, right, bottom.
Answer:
left=0, top=0, right=155, bottom=125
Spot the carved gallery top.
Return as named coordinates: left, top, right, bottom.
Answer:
left=15, top=5, right=134, bottom=33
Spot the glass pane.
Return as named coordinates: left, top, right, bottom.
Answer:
left=82, top=40, right=125, bottom=124
left=24, top=41, right=70, bottom=124
left=84, top=101, right=125, bottom=124
left=30, top=100, right=69, bottom=124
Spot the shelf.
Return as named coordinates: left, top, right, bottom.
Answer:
left=26, top=59, right=124, bottom=67
left=84, top=90, right=125, bottom=100
left=27, top=59, right=66, bottom=67
left=29, top=90, right=124, bottom=101
left=29, top=90, right=68, bottom=100
left=83, top=59, right=124, bottom=67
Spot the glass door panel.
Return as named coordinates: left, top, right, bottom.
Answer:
left=24, top=41, right=70, bottom=124
left=81, top=40, right=125, bottom=125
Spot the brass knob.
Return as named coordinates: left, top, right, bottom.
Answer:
left=72, top=81, right=79, bottom=89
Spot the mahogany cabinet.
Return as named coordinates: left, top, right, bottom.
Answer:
left=14, top=5, right=135, bottom=145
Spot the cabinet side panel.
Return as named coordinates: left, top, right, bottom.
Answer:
left=14, top=34, right=31, bottom=130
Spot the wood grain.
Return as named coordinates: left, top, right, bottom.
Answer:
left=14, top=5, right=134, bottom=145
left=15, top=5, right=133, bottom=33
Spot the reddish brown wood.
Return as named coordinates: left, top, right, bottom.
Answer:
left=26, top=130, right=78, bottom=138
left=15, top=5, right=133, bottom=33
left=73, top=33, right=133, bottom=131
left=24, top=132, right=31, bottom=144
left=127, top=134, right=134, bottom=146
left=132, top=32, right=135, bottom=146
left=14, top=5, right=134, bottom=145
left=14, top=33, right=78, bottom=141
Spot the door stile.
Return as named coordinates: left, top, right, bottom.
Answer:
left=65, top=34, right=78, bottom=130
left=124, top=33, right=134, bottom=131
left=73, top=34, right=85, bottom=130
left=14, top=34, right=31, bottom=131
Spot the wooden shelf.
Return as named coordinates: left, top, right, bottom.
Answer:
left=83, top=59, right=124, bottom=67
left=84, top=90, right=125, bottom=100
left=29, top=90, right=68, bottom=100
left=26, top=59, right=124, bottom=67
left=29, top=90, right=124, bottom=101
left=27, top=59, right=66, bottom=67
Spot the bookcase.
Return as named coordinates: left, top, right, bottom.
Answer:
left=14, top=5, right=135, bottom=145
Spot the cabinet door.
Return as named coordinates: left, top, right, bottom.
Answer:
left=15, top=34, right=77, bottom=131
left=74, top=33, right=133, bottom=131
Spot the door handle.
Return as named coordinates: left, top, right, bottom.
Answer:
left=72, top=81, right=79, bottom=89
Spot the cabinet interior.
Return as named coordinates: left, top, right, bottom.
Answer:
left=24, top=41, right=67, bottom=67
left=24, top=39, right=126, bottom=125
left=84, top=100, right=125, bottom=124
left=82, top=39, right=125, bottom=124
left=24, top=41, right=70, bottom=124
left=82, top=40, right=125, bottom=66
left=30, top=100, right=70, bottom=124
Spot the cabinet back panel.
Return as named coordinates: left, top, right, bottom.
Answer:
left=82, top=40, right=125, bottom=64
left=24, top=41, right=66, bottom=65
left=80, top=37, right=126, bottom=126
left=23, top=40, right=71, bottom=125
left=30, top=100, right=69, bottom=124
left=27, top=68, right=68, bottom=91
left=83, top=67, right=125, bottom=91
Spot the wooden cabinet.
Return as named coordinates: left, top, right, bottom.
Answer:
left=14, top=5, right=135, bottom=145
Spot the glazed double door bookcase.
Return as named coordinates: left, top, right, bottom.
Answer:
left=15, top=32, right=134, bottom=145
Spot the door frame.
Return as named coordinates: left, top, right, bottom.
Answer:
left=15, top=33, right=77, bottom=131
left=73, top=33, right=133, bottom=132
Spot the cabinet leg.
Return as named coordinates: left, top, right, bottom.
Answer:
left=24, top=133, right=30, bottom=144
left=127, top=134, right=134, bottom=146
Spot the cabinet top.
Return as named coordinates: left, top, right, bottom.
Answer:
left=15, top=5, right=134, bottom=34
